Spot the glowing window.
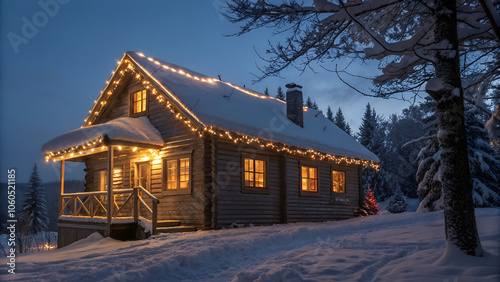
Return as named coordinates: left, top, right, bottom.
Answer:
left=132, top=90, right=147, bottom=114
left=332, top=170, right=346, bottom=193
left=165, top=157, right=190, bottom=190
left=244, top=158, right=266, bottom=188
left=301, top=166, right=317, bottom=192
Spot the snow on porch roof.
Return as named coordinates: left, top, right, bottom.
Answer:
left=128, top=52, right=379, bottom=163
left=42, top=116, right=163, bottom=154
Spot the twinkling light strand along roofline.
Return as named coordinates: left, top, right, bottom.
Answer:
left=51, top=52, right=378, bottom=169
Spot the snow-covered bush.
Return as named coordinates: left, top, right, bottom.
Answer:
left=387, top=185, right=408, bottom=213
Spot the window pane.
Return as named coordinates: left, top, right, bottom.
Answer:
left=310, top=179, right=317, bottom=191
left=301, top=166, right=308, bottom=177
left=309, top=167, right=317, bottom=179
left=255, top=160, right=264, bottom=173
left=167, top=160, right=177, bottom=189
left=244, top=172, right=251, bottom=187
left=247, top=159, right=254, bottom=172
left=179, top=158, right=189, bottom=189
left=302, top=178, right=308, bottom=191
left=255, top=173, right=263, bottom=188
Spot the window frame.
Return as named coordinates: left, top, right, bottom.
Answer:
left=331, top=168, right=347, bottom=194
left=241, top=154, right=269, bottom=194
left=130, top=89, right=148, bottom=117
left=162, top=153, right=192, bottom=196
left=299, top=161, right=320, bottom=197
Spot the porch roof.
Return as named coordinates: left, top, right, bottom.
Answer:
left=41, top=116, right=164, bottom=155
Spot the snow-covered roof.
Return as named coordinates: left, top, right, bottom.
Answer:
left=42, top=116, right=163, bottom=154
left=127, top=52, right=379, bottom=162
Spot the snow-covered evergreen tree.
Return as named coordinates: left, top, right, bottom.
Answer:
left=416, top=98, right=444, bottom=212
left=19, top=164, right=49, bottom=235
left=326, top=106, right=334, bottom=122
left=362, top=167, right=390, bottom=201
left=466, top=108, right=500, bottom=207
left=276, top=86, right=285, bottom=100
left=334, top=108, right=352, bottom=135
left=417, top=102, right=500, bottom=212
left=387, top=185, right=408, bottom=213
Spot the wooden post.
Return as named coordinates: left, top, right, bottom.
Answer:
left=59, top=160, right=65, bottom=215
left=90, top=195, right=94, bottom=218
left=133, top=187, right=138, bottom=222
left=152, top=201, right=157, bottom=235
left=107, top=146, right=114, bottom=237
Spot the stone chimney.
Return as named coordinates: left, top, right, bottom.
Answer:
left=285, top=82, right=304, bottom=127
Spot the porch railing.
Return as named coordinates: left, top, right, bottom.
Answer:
left=59, top=186, right=159, bottom=234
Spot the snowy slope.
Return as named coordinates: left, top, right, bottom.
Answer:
left=3, top=209, right=498, bottom=281
left=128, top=52, right=379, bottom=162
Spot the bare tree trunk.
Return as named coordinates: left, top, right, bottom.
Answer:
left=427, top=0, right=483, bottom=256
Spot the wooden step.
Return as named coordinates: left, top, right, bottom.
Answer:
left=156, top=226, right=197, bottom=234
left=157, top=220, right=181, bottom=227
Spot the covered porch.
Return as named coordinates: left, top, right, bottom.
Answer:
left=42, top=117, right=165, bottom=247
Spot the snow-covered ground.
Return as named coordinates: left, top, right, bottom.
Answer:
left=2, top=208, right=499, bottom=281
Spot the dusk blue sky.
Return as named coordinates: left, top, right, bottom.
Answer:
left=0, top=0, right=413, bottom=183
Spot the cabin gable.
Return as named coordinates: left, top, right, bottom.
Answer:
left=93, top=76, right=196, bottom=143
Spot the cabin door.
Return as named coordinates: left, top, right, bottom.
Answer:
left=134, top=161, right=150, bottom=191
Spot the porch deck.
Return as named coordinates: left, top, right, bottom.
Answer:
left=57, top=186, right=159, bottom=247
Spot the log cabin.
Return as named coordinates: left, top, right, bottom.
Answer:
left=42, top=51, right=379, bottom=248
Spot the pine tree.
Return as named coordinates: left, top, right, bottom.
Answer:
left=362, top=167, right=390, bottom=201
left=276, top=86, right=285, bottom=100
left=387, top=185, right=408, bottom=213
left=326, top=106, right=333, bottom=122
left=264, top=87, right=269, bottom=96
left=360, top=187, right=379, bottom=216
left=465, top=108, right=500, bottom=207
left=416, top=98, right=444, bottom=212
left=311, top=101, right=319, bottom=110
left=305, top=96, right=313, bottom=108
left=358, top=103, right=376, bottom=148
left=417, top=101, right=500, bottom=212
left=19, top=164, right=49, bottom=235
left=358, top=103, right=390, bottom=201
left=345, top=123, right=352, bottom=136
left=383, top=105, right=426, bottom=198
left=334, top=108, right=352, bottom=135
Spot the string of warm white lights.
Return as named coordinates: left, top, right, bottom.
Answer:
left=46, top=52, right=379, bottom=170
